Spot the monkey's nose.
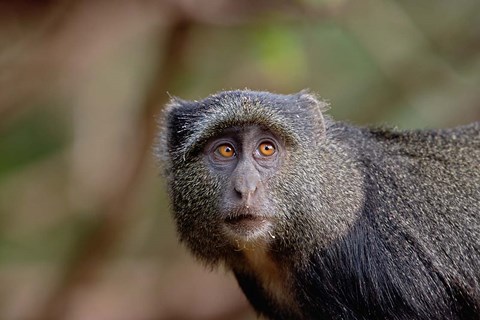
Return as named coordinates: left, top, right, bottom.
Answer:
left=234, top=183, right=257, bottom=199
left=234, top=174, right=260, bottom=201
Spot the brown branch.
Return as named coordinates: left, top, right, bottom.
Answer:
left=33, top=15, right=193, bottom=320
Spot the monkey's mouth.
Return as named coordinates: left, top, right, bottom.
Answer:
left=223, top=213, right=272, bottom=236
left=225, top=214, right=266, bottom=225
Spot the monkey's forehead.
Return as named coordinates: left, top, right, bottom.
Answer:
left=161, top=89, right=327, bottom=159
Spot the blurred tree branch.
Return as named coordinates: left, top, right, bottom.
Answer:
left=34, top=12, right=193, bottom=320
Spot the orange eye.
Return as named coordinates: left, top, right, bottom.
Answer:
left=216, top=144, right=235, bottom=158
left=258, top=142, right=275, bottom=156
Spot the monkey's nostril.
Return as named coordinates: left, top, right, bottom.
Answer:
left=234, top=187, right=243, bottom=199
left=234, top=185, right=257, bottom=202
left=235, top=188, right=251, bottom=198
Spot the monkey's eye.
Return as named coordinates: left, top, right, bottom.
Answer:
left=215, top=144, right=236, bottom=158
left=258, top=142, right=276, bottom=157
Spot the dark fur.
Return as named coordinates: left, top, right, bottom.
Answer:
left=157, top=90, right=480, bottom=319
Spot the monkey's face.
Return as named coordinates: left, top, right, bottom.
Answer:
left=204, top=125, right=283, bottom=244
left=159, top=90, right=334, bottom=263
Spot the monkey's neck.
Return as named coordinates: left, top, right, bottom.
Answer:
left=231, top=244, right=303, bottom=318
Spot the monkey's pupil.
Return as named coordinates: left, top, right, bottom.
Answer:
left=218, top=145, right=234, bottom=157
left=259, top=143, right=275, bottom=156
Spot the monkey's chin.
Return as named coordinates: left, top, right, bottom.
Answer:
left=223, top=215, right=273, bottom=241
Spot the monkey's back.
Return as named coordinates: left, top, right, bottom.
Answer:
left=341, top=121, right=480, bottom=318
left=288, top=122, right=480, bottom=320
left=359, top=121, right=480, bottom=248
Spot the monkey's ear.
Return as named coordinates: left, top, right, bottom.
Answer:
left=295, top=89, right=329, bottom=138
left=155, top=96, right=191, bottom=172
left=163, top=95, right=190, bottom=113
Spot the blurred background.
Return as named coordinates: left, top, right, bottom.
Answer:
left=0, top=0, right=479, bottom=319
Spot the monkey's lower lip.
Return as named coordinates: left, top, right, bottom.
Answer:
left=224, top=214, right=270, bottom=230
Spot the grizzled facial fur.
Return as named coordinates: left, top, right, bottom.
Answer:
left=156, top=90, right=363, bottom=265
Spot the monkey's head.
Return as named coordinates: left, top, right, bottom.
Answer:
left=157, top=90, right=363, bottom=266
